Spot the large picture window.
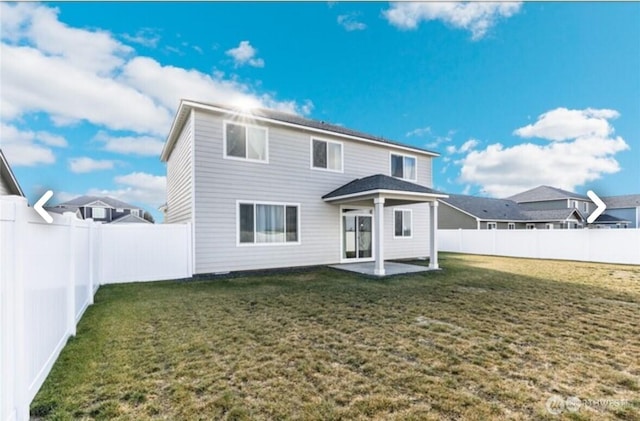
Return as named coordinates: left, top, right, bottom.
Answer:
left=312, top=138, right=342, bottom=172
left=239, top=202, right=299, bottom=245
left=390, top=153, right=417, bottom=181
left=92, top=207, right=107, bottom=219
left=225, top=122, right=268, bottom=162
left=394, top=209, right=412, bottom=238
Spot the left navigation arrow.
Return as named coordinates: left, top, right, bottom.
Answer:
left=35, top=190, right=54, bottom=223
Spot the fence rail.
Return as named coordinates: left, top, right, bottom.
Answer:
left=1, top=196, right=192, bottom=421
left=439, top=228, right=640, bottom=265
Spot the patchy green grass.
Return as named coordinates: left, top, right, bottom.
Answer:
left=32, top=254, right=640, bottom=420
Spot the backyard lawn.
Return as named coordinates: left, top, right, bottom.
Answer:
left=32, top=254, right=640, bottom=420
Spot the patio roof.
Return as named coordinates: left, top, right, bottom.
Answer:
left=322, top=174, right=447, bottom=203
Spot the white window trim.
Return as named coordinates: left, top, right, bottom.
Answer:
left=339, top=205, right=375, bottom=263
left=526, top=223, right=536, bottom=230
left=389, top=152, right=418, bottom=182
left=223, top=120, right=269, bottom=164
left=236, top=200, right=301, bottom=247
left=508, top=223, right=516, bottom=230
left=546, top=223, right=554, bottom=230
left=487, top=222, right=497, bottom=230
left=92, top=207, right=108, bottom=219
left=309, top=137, right=344, bottom=173
left=393, top=209, right=413, bottom=239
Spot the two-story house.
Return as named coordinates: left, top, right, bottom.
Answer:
left=47, top=195, right=151, bottom=224
left=161, top=100, right=447, bottom=276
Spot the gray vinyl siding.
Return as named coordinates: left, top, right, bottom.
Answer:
left=438, top=203, right=478, bottom=229
left=191, top=109, right=433, bottom=274
left=604, top=208, right=637, bottom=228
left=385, top=204, right=429, bottom=260
left=518, top=200, right=569, bottom=210
left=166, top=112, right=193, bottom=224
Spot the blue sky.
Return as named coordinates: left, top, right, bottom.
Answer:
left=1, top=2, right=638, bottom=222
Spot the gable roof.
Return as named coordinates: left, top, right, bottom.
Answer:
left=0, top=149, right=25, bottom=197
left=441, top=194, right=525, bottom=221
left=594, top=213, right=632, bottom=224
left=322, top=174, right=446, bottom=201
left=109, top=213, right=151, bottom=224
left=507, top=185, right=589, bottom=203
left=162, top=100, right=439, bottom=162
left=603, top=194, right=640, bottom=209
left=440, top=194, right=585, bottom=222
left=520, top=208, right=584, bottom=222
left=53, top=195, right=140, bottom=210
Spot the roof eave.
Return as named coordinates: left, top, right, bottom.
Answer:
left=323, top=189, right=448, bottom=203
left=161, top=100, right=441, bottom=161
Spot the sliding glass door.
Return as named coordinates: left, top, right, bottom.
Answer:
left=342, top=209, right=373, bottom=260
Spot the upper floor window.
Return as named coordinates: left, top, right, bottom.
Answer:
left=394, top=209, right=412, bottom=238
left=487, top=222, right=497, bottom=230
left=224, top=121, right=268, bottom=162
left=311, top=138, right=343, bottom=172
left=583, top=202, right=589, bottom=213
left=572, top=200, right=579, bottom=209
left=508, top=223, right=516, bottom=230
left=390, top=153, right=417, bottom=181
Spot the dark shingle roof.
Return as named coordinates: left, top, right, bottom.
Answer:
left=594, top=214, right=632, bottom=224
left=441, top=194, right=584, bottom=222
left=323, top=174, right=444, bottom=200
left=53, top=195, right=140, bottom=210
left=441, top=194, right=525, bottom=220
left=520, top=209, right=583, bottom=221
left=507, top=185, right=589, bottom=202
left=603, top=194, right=640, bottom=209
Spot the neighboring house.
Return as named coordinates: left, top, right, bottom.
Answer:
left=507, top=185, right=593, bottom=216
left=0, top=149, right=25, bottom=197
left=161, top=100, right=447, bottom=276
left=439, top=194, right=585, bottom=230
left=47, top=195, right=151, bottom=224
left=602, top=194, right=640, bottom=228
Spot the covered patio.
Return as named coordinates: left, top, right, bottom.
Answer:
left=323, top=174, right=448, bottom=276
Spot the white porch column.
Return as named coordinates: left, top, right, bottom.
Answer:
left=374, top=197, right=385, bottom=276
left=429, top=201, right=439, bottom=269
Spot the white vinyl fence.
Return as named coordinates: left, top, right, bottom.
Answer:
left=1, top=196, right=192, bottom=421
left=439, top=228, right=640, bottom=265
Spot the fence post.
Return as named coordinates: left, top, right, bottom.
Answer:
left=1, top=197, right=30, bottom=420
left=66, top=213, right=77, bottom=336
left=87, top=220, right=94, bottom=305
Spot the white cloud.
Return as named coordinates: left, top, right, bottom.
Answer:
left=0, top=123, right=66, bottom=166
left=0, top=3, right=308, bottom=142
left=447, top=138, right=479, bottom=154
left=337, top=13, right=367, bottom=31
left=513, top=107, right=619, bottom=141
left=457, top=108, right=629, bottom=197
left=87, top=172, right=166, bottom=207
left=122, top=28, right=161, bottom=48
left=94, top=131, right=164, bottom=157
left=225, top=41, right=264, bottom=68
left=406, top=127, right=431, bottom=137
left=383, top=2, right=522, bottom=40
left=69, top=157, right=116, bottom=173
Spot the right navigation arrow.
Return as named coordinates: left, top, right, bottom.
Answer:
left=586, top=190, right=606, bottom=224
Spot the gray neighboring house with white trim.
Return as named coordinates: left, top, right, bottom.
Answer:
left=438, top=194, right=585, bottom=230
left=602, top=195, right=640, bottom=228
left=47, top=195, right=151, bottom=224
left=161, top=100, right=447, bottom=276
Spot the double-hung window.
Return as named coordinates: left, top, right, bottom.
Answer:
left=394, top=209, right=412, bottom=238
left=487, top=222, right=497, bottom=230
left=239, top=202, right=299, bottom=245
left=92, top=207, right=106, bottom=219
left=225, top=121, right=268, bottom=162
left=390, top=153, right=417, bottom=181
left=311, top=138, right=343, bottom=172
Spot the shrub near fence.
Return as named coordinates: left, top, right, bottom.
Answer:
left=438, top=228, right=640, bottom=265
left=0, top=196, right=192, bottom=421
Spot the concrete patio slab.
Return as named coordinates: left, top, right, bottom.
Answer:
left=329, top=261, right=434, bottom=277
